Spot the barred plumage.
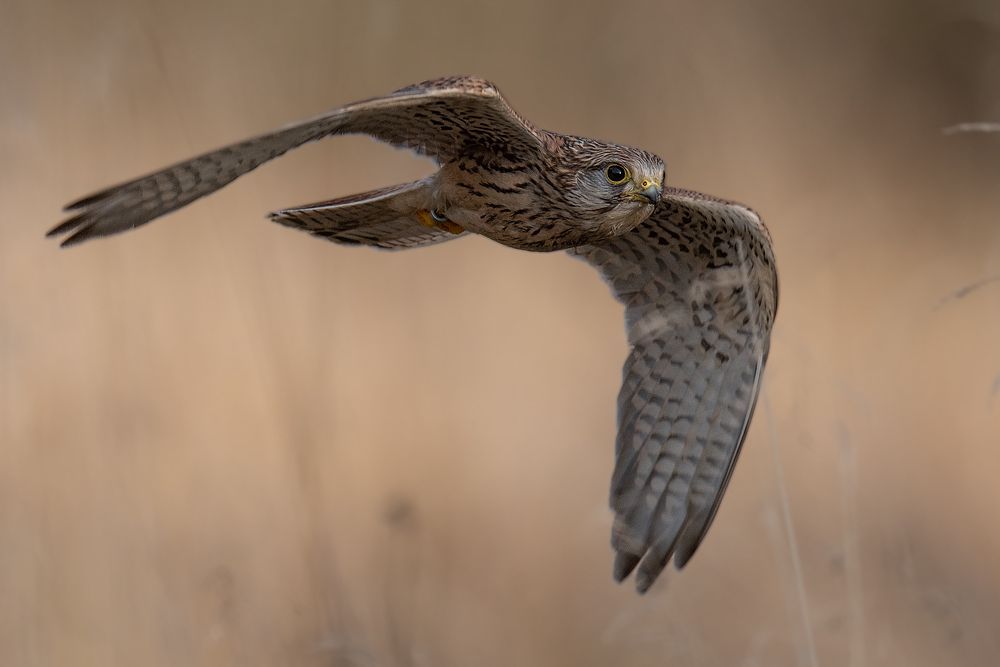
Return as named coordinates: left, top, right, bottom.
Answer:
left=570, top=189, right=776, bottom=592
left=49, top=77, right=777, bottom=593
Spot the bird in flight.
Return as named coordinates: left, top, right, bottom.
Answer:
left=49, top=76, right=777, bottom=593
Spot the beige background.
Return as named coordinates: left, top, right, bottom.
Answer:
left=3, top=0, right=1000, bottom=664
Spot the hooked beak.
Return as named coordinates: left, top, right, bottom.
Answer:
left=628, top=178, right=661, bottom=206
left=639, top=182, right=661, bottom=206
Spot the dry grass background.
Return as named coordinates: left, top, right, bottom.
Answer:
left=3, top=0, right=1000, bottom=664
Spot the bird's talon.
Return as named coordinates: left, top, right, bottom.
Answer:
left=417, top=209, right=436, bottom=228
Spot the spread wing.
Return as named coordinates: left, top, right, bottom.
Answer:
left=49, top=76, right=547, bottom=246
left=569, top=188, right=778, bottom=593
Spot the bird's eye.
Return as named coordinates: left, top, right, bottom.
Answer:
left=606, top=164, right=630, bottom=184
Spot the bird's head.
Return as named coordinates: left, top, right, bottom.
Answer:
left=563, top=140, right=665, bottom=234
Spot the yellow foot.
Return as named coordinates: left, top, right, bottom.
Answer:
left=417, top=209, right=465, bottom=235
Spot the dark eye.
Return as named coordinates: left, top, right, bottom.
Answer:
left=606, top=164, right=630, bottom=184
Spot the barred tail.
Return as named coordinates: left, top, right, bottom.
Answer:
left=268, top=179, right=468, bottom=251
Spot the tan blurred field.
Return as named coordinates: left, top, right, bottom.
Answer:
left=3, top=0, right=1000, bottom=664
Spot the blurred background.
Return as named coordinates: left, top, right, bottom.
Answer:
left=3, top=0, right=1000, bottom=664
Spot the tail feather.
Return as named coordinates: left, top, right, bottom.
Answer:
left=269, top=179, right=468, bottom=251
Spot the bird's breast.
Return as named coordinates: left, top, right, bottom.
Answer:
left=433, top=158, right=576, bottom=251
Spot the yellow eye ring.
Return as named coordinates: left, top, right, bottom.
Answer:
left=605, top=163, right=630, bottom=184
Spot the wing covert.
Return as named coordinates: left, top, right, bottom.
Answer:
left=569, top=188, right=777, bottom=593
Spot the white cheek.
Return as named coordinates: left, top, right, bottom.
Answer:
left=567, top=174, right=614, bottom=217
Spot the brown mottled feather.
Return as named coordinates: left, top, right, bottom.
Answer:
left=50, top=76, right=664, bottom=252
left=269, top=179, right=469, bottom=250
left=49, top=77, right=546, bottom=245
left=570, top=188, right=777, bottom=593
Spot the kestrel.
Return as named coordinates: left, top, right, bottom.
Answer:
left=49, top=77, right=777, bottom=593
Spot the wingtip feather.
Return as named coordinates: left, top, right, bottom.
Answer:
left=63, top=189, right=113, bottom=212
left=47, top=212, right=89, bottom=238
left=59, top=225, right=101, bottom=247
left=634, top=563, right=660, bottom=594
left=613, top=552, right=640, bottom=583
left=673, top=532, right=702, bottom=570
